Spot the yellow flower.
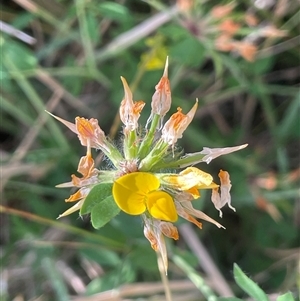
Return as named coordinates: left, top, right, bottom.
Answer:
left=160, top=167, right=219, bottom=198
left=112, top=172, right=177, bottom=222
left=162, top=167, right=217, bottom=189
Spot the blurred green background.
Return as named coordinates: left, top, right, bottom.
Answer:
left=1, top=0, right=299, bottom=300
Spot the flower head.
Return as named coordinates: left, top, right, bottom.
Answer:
left=48, top=58, right=247, bottom=273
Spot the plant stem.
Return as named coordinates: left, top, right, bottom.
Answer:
left=157, top=252, right=173, bottom=301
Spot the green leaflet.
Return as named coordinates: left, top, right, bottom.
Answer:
left=80, top=183, right=113, bottom=215
left=276, top=292, right=296, bottom=301
left=91, top=196, right=120, bottom=229
left=233, top=263, right=269, bottom=301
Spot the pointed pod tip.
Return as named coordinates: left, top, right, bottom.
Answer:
left=120, top=76, right=126, bottom=84
left=189, top=99, right=199, bottom=115
left=120, top=76, right=132, bottom=99
left=120, top=76, right=130, bottom=88
left=240, top=143, right=248, bottom=149
left=120, top=76, right=129, bottom=87
left=163, top=56, right=169, bottom=77
left=45, top=110, right=55, bottom=118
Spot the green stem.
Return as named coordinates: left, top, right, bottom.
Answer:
left=123, top=130, right=138, bottom=160
left=157, top=252, right=172, bottom=301
left=173, top=255, right=218, bottom=301
left=139, top=139, right=169, bottom=171
left=152, top=152, right=206, bottom=171
left=138, top=114, right=160, bottom=159
left=0, top=205, right=123, bottom=249
left=105, top=141, right=124, bottom=168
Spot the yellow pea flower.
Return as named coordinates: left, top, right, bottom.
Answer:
left=159, top=167, right=219, bottom=198
left=112, top=172, right=178, bottom=222
left=162, top=167, right=216, bottom=190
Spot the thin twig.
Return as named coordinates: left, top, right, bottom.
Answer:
left=0, top=20, right=36, bottom=44
left=69, top=280, right=197, bottom=301
left=157, top=252, right=173, bottom=301
left=36, top=69, right=95, bottom=116
left=258, top=36, right=300, bottom=58
left=94, top=6, right=179, bottom=61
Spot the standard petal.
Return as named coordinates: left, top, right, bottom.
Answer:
left=180, top=167, right=214, bottom=187
left=112, top=183, right=146, bottom=215
left=112, top=172, right=160, bottom=215
left=160, top=167, right=214, bottom=191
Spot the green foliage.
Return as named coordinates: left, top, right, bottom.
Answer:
left=91, top=196, right=120, bottom=229
left=81, top=183, right=113, bottom=215
left=80, top=183, right=120, bottom=228
left=98, top=2, right=130, bottom=22
left=217, top=264, right=296, bottom=301
left=233, top=263, right=269, bottom=301
left=276, top=292, right=296, bottom=301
